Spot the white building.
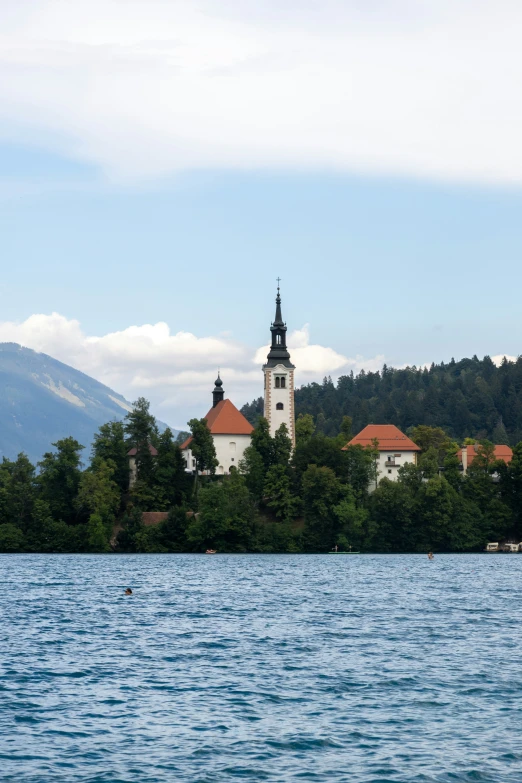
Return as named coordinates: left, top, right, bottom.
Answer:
left=344, top=424, right=420, bottom=488
left=263, top=284, right=296, bottom=446
left=181, top=374, right=254, bottom=475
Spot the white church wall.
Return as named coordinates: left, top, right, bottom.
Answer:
left=182, top=433, right=251, bottom=475
left=371, top=450, right=418, bottom=489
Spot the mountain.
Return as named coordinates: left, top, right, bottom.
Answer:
left=0, top=342, right=176, bottom=464
left=241, top=355, right=522, bottom=445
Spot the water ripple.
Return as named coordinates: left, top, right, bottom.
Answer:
left=1, top=553, right=521, bottom=782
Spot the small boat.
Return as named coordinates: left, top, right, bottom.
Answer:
left=205, top=549, right=217, bottom=554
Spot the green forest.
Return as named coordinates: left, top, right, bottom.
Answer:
left=1, top=387, right=521, bottom=554
left=242, top=354, right=522, bottom=444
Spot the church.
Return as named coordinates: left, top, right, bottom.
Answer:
left=181, top=284, right=296, bottom=474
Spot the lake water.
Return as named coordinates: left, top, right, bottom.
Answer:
left=1, top=553, right=521, bottom=783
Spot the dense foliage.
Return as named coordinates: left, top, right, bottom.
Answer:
left=242, top=355, right=522, bottom=445
left=1, top=395, right=521, bottom=554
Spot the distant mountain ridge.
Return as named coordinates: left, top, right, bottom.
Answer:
left=0, top=342, right=176, bottom=464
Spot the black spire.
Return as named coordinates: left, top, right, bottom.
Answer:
left=274, top=283, right=284, bottom=326
left=212, top=371, right=224, bottom=407
left=264, top=281, right=294, bottom=369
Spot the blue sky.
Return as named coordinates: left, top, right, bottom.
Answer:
left=1, top=0, right=521, bottom=427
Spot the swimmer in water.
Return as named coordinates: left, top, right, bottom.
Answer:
left=428, top=552, right=434, bottom=560
left=125, top=587, right=132, bottom=595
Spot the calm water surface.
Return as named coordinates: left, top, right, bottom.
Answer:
left=1, top=553, right=521, bottom=783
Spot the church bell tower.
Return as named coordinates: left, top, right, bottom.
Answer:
left=263, top=282, right=295, bottom=446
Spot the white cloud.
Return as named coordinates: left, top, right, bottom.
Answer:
left=0, top=313, right=384, bottom=427
left=1, top=0, right=522, bottom=183
left=492, top=354, right=518, bottom=366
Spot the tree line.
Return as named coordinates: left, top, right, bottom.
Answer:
left=242, top=354, right=522, bottom=445
left=0, top=396, right=521, bottom=554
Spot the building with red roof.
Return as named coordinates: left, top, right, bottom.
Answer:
left=458, top=444, right=513, bottom=474
left=182, top=373, right=254, bottom=475
left=344, top=424, right=421, bottom=488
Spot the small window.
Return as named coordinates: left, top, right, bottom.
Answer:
left=275, top=377, right=280, bottom=388
left=231, top=457, right=235, bottom=462
left=276, top=402, right=284, bottom=410
left=229, top=442, right=236, bottom=452
left=388, top=469, right=392, bottom=474
left=280, top=376, right=286, bottom=389
left=276, top=334, right=281, bottom=345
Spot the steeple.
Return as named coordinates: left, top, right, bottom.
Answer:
left=265, top=280, right=294, bottom=368
left=212, top=371, right=224, bottom=407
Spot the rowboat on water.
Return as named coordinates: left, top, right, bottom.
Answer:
left=205, top=549, right=217, bottom=554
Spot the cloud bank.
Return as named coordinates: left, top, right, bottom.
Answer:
left=0, top=313, right=383, bottom=427
left=1, top=0, right=522, bottom=183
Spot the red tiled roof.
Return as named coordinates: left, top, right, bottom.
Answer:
left=458, top=444, right=513, bottom=466
left=344, top=424, right=420, bottom=452
left=181, top=399, right=253, bottom=450
left=127, top=444, right=158, bottom=456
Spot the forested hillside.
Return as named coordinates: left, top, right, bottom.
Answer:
left=1, top=394, right=521, bottom=555
left=241, top=355, right=522, bottom=444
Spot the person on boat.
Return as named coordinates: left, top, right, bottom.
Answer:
left=428, top=552, right=434, bottom=560
left=125, top=587, right=133, bottom=595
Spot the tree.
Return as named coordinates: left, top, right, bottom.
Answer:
left=264, top=465, right=298, bottom=523
left=187, top=472, right=254, bottom=551
left=370, top=479, right=416, bottom=552
left=187, top=418, right=218, bottom=494
left=442, top=447, right=462, bottom=490
left=302, top=464, right=341, bottom=550
left=38, top=438, right=84, bottom=524
left=410, top=425, right=457, bottom=465
left=418, top=476, right=455, bottom=551
left=0, top=523, right=26, bottom=552
left=117, top=508, right=144, bottom=552
left=75, top=460, right=120, bottom=530
left=0, top=454, right=36, bottom=531
left=250, top=417, right=274, bottom=471
left=340, top=416, right=353, bottom=442
left=239, top=445, right=266, bottom=501
left=92, top=421, right=129, bottom=494
left=273, top=423, right=292, bottom=466
left=87, top=513, right=110, bottom=552
left=153, top=427, right=190, bottom=509
left=295, top=414, right=315, bottom=444
left=333, top=485, right=369, bottom=550
left=161, top=506, right=189, bottom=551
left=124, top=397, right=159, bottom=486
left=417, top=447, right=440, bottom=480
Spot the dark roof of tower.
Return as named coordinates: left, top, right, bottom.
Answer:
left=273, top=286, right=284, bottom=326
left=264, top=284, right=294, bottom=369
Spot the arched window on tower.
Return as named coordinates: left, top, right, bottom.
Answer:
left=276, top=334, right=281, bottom=345
left=280, top=376, right=286, bottom=389
left=275, top=377, right=280, bottom=388
left=276, top=402, right=284, bottom=410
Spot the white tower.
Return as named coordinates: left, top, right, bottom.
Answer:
left=263, top=282, right=295, bottom=446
